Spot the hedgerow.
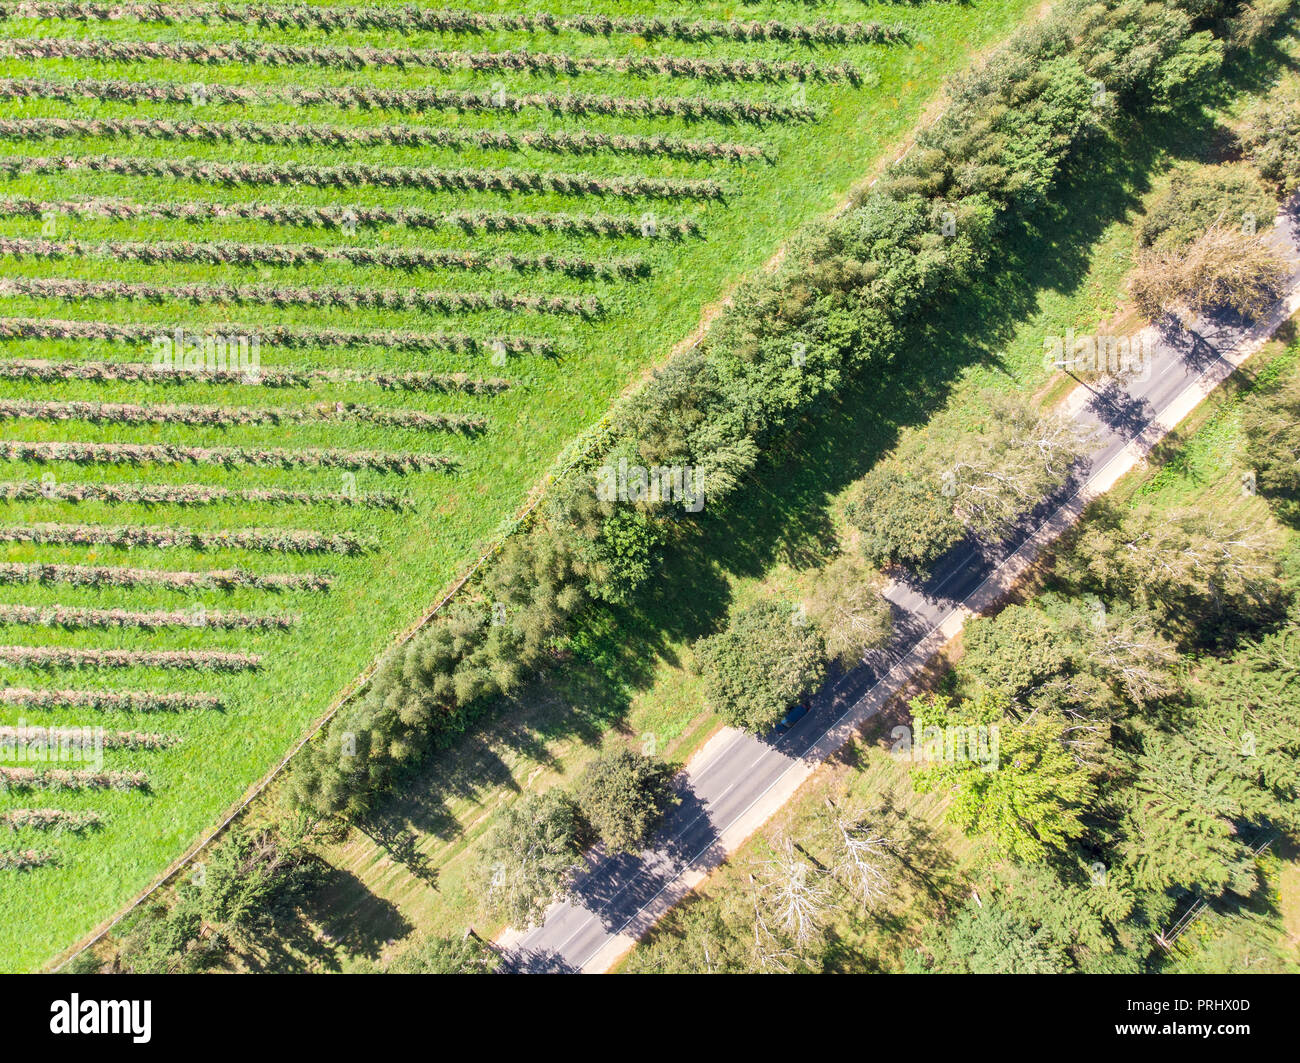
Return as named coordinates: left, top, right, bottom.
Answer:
left=0, top=276, right=601, bottom=318
left=0, top=77, right=814, bottom=124
left=289, top=0, right=1245, bottom=818
left=0, top=766, right=149, bottom=791
left=0, top=848, right=55, bottom=869
left=0, top=316, right=553, bottom=356
left=0, top=196, right=700, bottom=239
left=0, top=479, right=409, bottom=509
left=0, top=604, right=296, bottom=631
left=0, top=353, right=512, bottom=395
left=0, top=4, right=905, bottom=46
left=0, top=807, right=103, bottom=832
left=0, top=234, right=648, bottom=281
left=2, top=38, right=862, bottom=83
left=0, top=399, right=487, bottom=434
left=0, top=440, right=454, bottom=473
left=0, top=724, right=177, bottom=750
left=0, top=117, right=764, bottom=164
left=0, top=562, right=327, bottom=593
left=0, top=523, right=376, bottom=555
left=0, top=646, right=261, bottom=670
left=1, top=686, right=222, bottom=711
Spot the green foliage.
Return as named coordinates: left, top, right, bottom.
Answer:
left=912, top=898, right=1070, bottom=973
left=1242, top=368, right=1300, bottom=525
left=385, top=933, right=500, bottom=974
left=846, top=464, right=964, bottom=571
left=576, top=749, right=675, bottom=855
left=293, top=0, right=1244, bottom=826
left=1137, top=163, right=1276, bottom=251
left=694, top=601, right=826, bottom=733
left=114, top=822, right=319, bottom=973
left=1242, top=88, right=1300, bottom=194
left=472, top=789, right=583, bottom=929
left=1063, top=504, right=1284, bottom=641
left=802, top=552, right=894, bottom=669
left=846, top=393, right=1087, bottom=571
left=911, top=690, right=1098, bottom=863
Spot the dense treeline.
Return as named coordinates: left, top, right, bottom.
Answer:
left=290, top=0, right=1256, bottom=819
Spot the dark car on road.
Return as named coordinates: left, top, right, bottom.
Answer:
left=774, top=701, right=810, bottom=735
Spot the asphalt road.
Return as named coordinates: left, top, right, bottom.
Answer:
left=503, top=200, right=1300, bottom=974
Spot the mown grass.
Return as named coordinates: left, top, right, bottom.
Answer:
left=0, top=0, right=1043, bottom=970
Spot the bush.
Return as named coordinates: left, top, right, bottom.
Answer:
left=1242, top=89, right=1300, bottom=195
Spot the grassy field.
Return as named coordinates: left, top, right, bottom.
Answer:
left=0, top=0, right=1046, bottom=970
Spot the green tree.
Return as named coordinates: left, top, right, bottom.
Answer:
left=1241, top=369, right=1300, bottom=526
left=1065, top=504, right=1283, bottom=639
left=912, top=898, right=1069, bottom=974
left=911, top=691, right=1097, bottom=863
left=473, top=790, right=584, bottom=928
left=577, top=748, right=675, bottom=854
left=846, top=464, right=963, bottom=572
left=694, top=600, right=826, bottom=732
left=803, top=552, right=894, bottom=669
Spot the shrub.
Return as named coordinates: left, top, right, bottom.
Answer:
left=1, top=440, right=453, bottom=473
left=0, top=522, right=375, bottom=555
left=0, top=561, right=328, bottom=593
left=3, top=37, right=862, bottom=84
left=0, top=77, right=814, bottom=125
left=3, top=154, right=722, bottom=201
left=0, top=313, right=550, bottom=356
left=1, top=276, right=600, bottom=318
left=0, top=646, right=260, bottom=670
left=1241, top=89, right=1300, bottom=194
left=1, top=687, right=221, bottom=711
left=0, top=848, right=55, bottom=869
left=1, top=808, right=102, bottom=832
